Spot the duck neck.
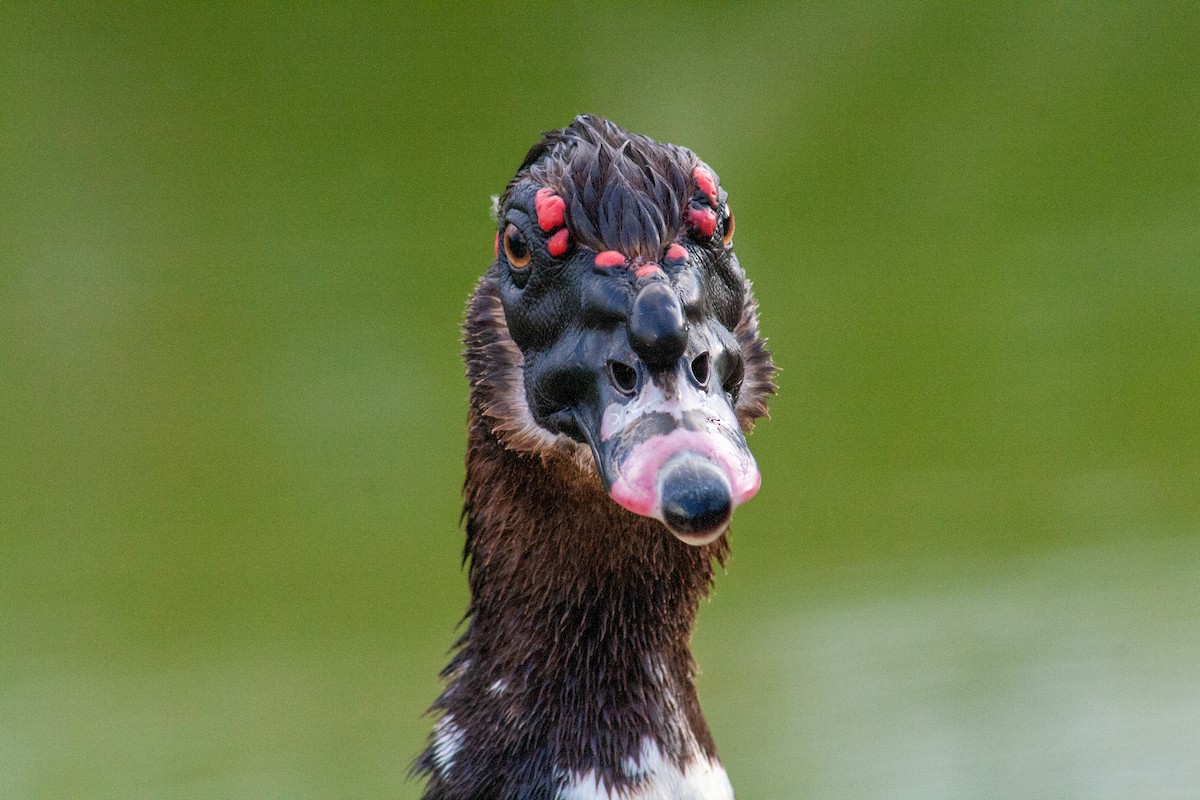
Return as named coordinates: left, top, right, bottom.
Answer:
left=418, top=419, right=732, bottom=799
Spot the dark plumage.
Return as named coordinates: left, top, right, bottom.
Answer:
left=511, top=117, right=693, bottom=258
left=416, top=116, right=775, bottom=800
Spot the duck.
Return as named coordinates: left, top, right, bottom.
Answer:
left=415, top=115, right=775, bottom=800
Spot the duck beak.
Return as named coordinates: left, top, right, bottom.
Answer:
left=578, top=367, right=761, bottom=545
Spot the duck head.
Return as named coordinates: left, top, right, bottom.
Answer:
left=467, top=115, right=774, bottom=545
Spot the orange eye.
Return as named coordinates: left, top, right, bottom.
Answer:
left=503, top=223, right=531, bottom=269
left=722, top=206, right=735, bottom=247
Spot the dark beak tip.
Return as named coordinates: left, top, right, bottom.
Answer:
left=659, top=456, right=733, bottom=545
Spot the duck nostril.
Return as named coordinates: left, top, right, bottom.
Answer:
left=608, top=360, right=638, bottom=395
left=690, top=352, right=710, bottom=387
left=721, top=355, right=744, bottom=402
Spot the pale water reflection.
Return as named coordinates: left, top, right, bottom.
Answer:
left=723, top=539, right=1200, bottom=799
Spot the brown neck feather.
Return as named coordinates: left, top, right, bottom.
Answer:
left=415, top=414, right=727, bottom=798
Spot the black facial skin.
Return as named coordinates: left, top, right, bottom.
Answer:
left=495, top=178, right=748, bottom=505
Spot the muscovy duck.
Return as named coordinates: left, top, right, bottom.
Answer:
left=416, top=115, right=775, bottom=800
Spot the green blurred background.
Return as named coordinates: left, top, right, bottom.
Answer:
left=2, top=3, right=1198, bottom=798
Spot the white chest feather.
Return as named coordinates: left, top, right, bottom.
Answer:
left=557, top=738, right=734, bottom=800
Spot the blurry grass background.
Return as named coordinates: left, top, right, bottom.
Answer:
left=2, top=3, right=1198, bottom=798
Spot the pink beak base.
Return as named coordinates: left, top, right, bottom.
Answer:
left=608, top=428, right=761, bottom=542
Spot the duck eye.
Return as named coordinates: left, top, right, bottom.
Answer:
left=503, top=224, right=531, bottom=269
left=722, top=206, right=735, bottom=247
